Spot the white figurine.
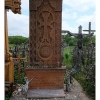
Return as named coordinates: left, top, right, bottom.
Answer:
left=22, top=77, right=34, bottom=95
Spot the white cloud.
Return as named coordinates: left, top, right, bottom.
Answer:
left=62, top=12, right=96, bottom=34
left=7, top=11, right=29, bottom=37
left=62, top=21, right=78, bottom=32
left=62, top=10, right=77, bottom=19
left=62, top=11, right=70, bottom=19
left=76, top=12, right=96, bottom=29
left=21, top=0, right=29, bottom=10
left=63, top=0, right=95, bottom=12
left=72, top=12, right=77, bottom=19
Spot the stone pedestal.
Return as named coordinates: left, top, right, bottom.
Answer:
left=25, top=67, right=66, bottom=89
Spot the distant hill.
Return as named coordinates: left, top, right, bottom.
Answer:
left=8, top=36, right=28, bottom=45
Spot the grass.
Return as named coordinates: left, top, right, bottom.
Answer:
left=73, top=72, right=95, bottom=100
left=63, top=46, right=95, bottom=100
left=9, top=44, right=15, bottom=47
left=63, top=46, right=74, bottom=69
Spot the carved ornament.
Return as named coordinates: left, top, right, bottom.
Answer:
left=5, top=0, right=21, bottom=14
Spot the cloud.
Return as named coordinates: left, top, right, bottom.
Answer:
left=7, top=0, right=95, bottom=37
left=62, top=10, right=96, bottom=34
left=21, top=0, right=29, bottom=10
left=62, top=10, right=77, bottom=19
left=62, top=21, right=78, bottom=32
left=63, top=0, right=95, bottom=12
left=76, top=12, right=96, bottom=29
left=7, top=11, right=29, bottom=37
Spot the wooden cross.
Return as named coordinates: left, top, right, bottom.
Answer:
left=83, top=22, right=96, bottom=43
left=13, top=51, right=26, bottom=79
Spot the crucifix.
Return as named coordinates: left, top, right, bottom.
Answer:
left=65, top=25, right=94, bottom=49
left=65, top=25, right=94, bottom=67
left=83, top=22, right=96, bottom=44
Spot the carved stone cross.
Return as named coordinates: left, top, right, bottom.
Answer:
left=57, top=61, right=60, bottom=67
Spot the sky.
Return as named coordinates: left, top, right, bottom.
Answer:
left=7, top=0, right=96, bottom=37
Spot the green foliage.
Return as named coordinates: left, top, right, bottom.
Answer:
left=8, top=36, right=28, bottom=45
left=73, top=72, right=95, bottom=100
left=14, top=66, right=26, bottom=84
left=63, top=35, right=95, bottom=46
left=63, top=36, right=95, bottom=100
left=63, top=35, right=77, bottom=46
left=91, top=35, right=95, bottom=43
left=63, top=47, right=73, bottom=69
left=83, top=36, right=89, bottom=45
left=5, top=92, right=12, bottom=100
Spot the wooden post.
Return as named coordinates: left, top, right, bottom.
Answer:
left=5, top=9, right=9, bottom=55
left=5, top=0, right=21, bottom=83
left=5, top=9, right=14, bottom=82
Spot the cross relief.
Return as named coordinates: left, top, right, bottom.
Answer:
left=37, top=12, right=54, bottom=43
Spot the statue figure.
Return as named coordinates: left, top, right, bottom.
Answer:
left=65, top=25, right=94, bottom=71
left=66, top=25, right=94, bottom=49
left=22, top=77, right=34, bottom=96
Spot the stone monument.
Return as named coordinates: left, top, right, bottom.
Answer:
left=25, top=0, right=66, bottom=91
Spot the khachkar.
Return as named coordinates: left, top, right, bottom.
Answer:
left=29, top=0, right=62, bottom=67
left=25, top=0, right=66, bottom=90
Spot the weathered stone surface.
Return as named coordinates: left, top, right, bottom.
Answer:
left=25, top=68, right=66, bottom=89
left=5, top=0, right=21, bottom=14
left=29, top=0, right=62, bottom=67
left=27, top=89, right=65, bottom=99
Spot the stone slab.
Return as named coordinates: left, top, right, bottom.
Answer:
left=27, top=89, right=65, bottom=99
left=25, top=68, right=66, bottom=89
left=9, top=95, right=26, bottom=100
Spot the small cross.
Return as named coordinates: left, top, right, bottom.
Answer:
left=57, top=61, right=60, bottom=67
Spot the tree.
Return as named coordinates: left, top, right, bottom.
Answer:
left=8, top=36, right=28, bottom=45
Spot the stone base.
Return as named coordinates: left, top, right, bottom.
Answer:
left=25, top=67, right=66, bottom=89
left=27, top=89, right=65, bottom=99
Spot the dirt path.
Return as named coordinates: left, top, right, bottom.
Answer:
left=64, top=78, right=92, bottom=100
